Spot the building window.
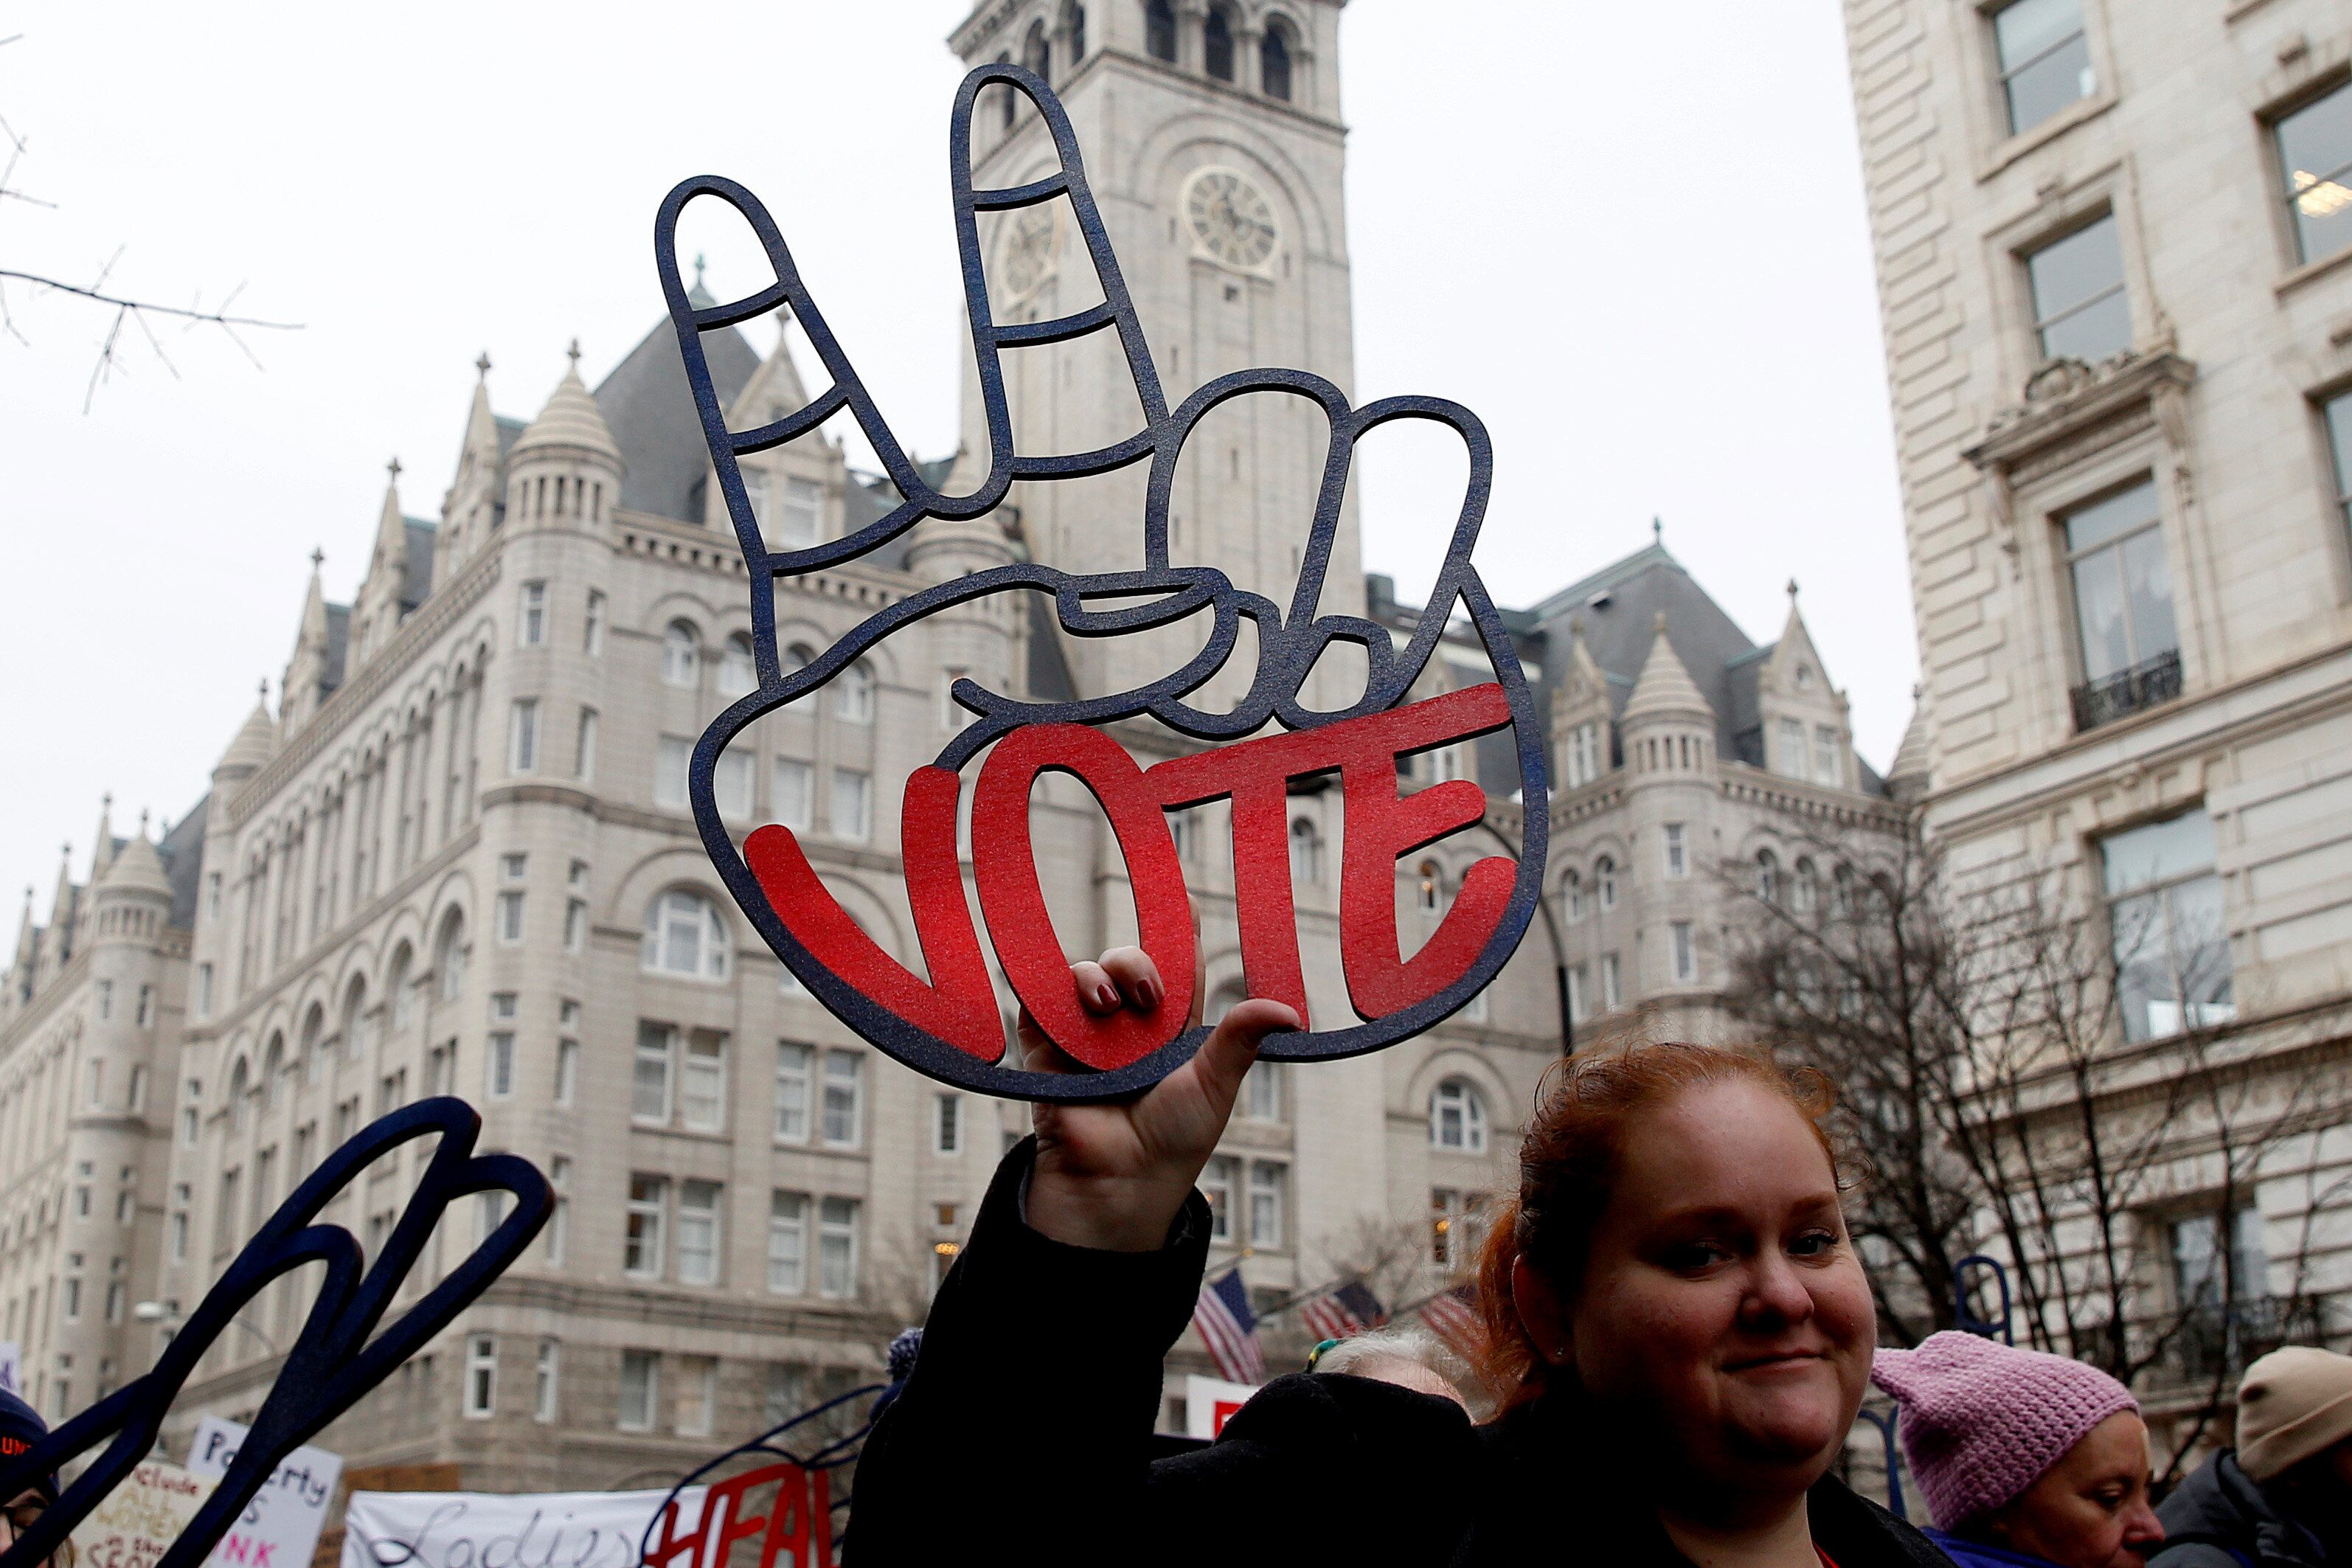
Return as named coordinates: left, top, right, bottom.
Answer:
left=1757, top=850, right=1780, bottom=904
left=642, top=891, right=729, bottom=979
left=817, top=1197, right=860, bottom=1299
left=463, top=1333, right=496, bottom=1418
left=135, top=987, right=152, bottom=1030
left=681, top=1035, right=726, bottom=1131
left=2063, top=479, right=2180, bottom=729
left=1663, top=823, right=1687, bottom=879
left=780, top=476, right=821, bottom=548
left=617, top=1350, right=657, bottom=1431
left=564, top=898, right=587, bottom=954
left=1602, top=951, right=1623, bottom=1010
left=1201, top=1156, right=1235, bottom=1242
left=1242, top=1062, right=1280, bottom=1122
left=507, top=699, right=538, bottom=773
left=830, top=769, right=872, bottom=842
left=715, top=750, right=754, bottom=822
left=2277, top=83, right=2352, bottom=265
left=486, top=1032, right=515, bottom=1098
left=774, top=759, right=813, bottom=830
left=1775, top=717, right=1807, bottom=780
left=555, top=1036, right=579, bottom=1106
left=575, top=708, right=599, bottom=781
left=2326, top=389, right=2352, bottom=539
left=533, top=1339, right=560, bottom=1423
left=633, top=1022, right=675, bottom=1123
left=775, top=1041, right=812, bottom=1142
left=835, top=660, right=875, bottom=724
left=674, top=1356, right=717, bottom=1437
left=195, top=962, right=213, bottom=1021
left=1145, top=0, right=1176, bottom=63
left=821, top=1050, right=863, bottom=1147
left=1204, top=5, right=1234, bottom=81
left=1670, top=920, right=1697, bottom=984
left=654, top=735, right=690, bottom=809
left=676, top=1181, right=721, bottom=1286
left=2172, top=1207, right=2267, bottom=1310
left=1260, top=22, right=1291, bottom=101
left=1792, top=858, right=1820, bottom=916
left=2027, top=215, right=2129, bottom=364
left=547, top=1155, right=569, bottom=1266
left=1562, top=870, right=1584, bottom=924
left=662, top=622, right=700, bottom=687
left=1021, top=18, right=1050, bottom=83
left=1596, top=855, right=1617, bottom=910
left=768, top=1191, right=807, bottom=1293
left=1992, top=0, right=2092, bottom=136
left=2101, top=808, right=2234, bottom=1044
left=1430, top=1078, right=1488, bottom=1153
left=1290, top=819, right=1323, bottom=886
left=1564, top=720, right=1602, bottom=787
left=1248, top=1162, right=1286, bottom=1247
left=718, top=634, right=756, bottom=698
left=624, top=1176, right=667, bottom=1277
left=1567, top=963, right=1589, bottom=1023
left=583, top=589, right=607, bottom=656
left=518, top=581, right=547, bottom=646
left=934, top=1092, right=962, bottom=1154
left=496, top=889, right=524, bottom=944
left=1813, top=725, right=1842, bottom=787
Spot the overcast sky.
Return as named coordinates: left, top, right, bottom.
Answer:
left=0, top=1, right=1912, bottom=921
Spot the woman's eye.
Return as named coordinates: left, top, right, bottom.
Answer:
left=1665, top=1242, right=1728, bottom=1270
left=1789, top=1229, right=1839, bottom=1257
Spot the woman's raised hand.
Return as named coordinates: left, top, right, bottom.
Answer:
left=1021, top=946, right=1299, bottom=1252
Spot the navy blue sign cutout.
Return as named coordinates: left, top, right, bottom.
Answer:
left=653, top=61, right=1549, bottom=1103
left=0, top=1099, right=549, bottom=1568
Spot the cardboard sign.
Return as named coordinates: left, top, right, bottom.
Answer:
left=654, top=62, right=1550, bottom=1104
left=185, top=1416, right=343, bottom=1568
left=69, top=1461, right=216, bottom=1568
left=1183, top=1375, right=1260, bottom=1440
left=340, top=1488, right=706, bottom=1568
left=642, top=1463, right=827, bottom=1568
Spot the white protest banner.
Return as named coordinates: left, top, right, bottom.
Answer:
left=185, top=1415, right=344, bottom=1568
left=70, top=1460, right=217, bottom=1568
left=0, top=1341, right=21, bottom=1398
left=1183, top=1373, right=1260, bottom=1440
left=341, top=1488, right=707, bottom=1568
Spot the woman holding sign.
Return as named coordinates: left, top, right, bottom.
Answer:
left=855, top=948, right=1951, bottom=1567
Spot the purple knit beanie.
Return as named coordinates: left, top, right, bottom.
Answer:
left=1870, top=1331, right=2139, bottom=1530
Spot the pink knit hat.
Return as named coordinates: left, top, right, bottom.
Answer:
left=1870, top=1331, right=2139, bottom=1529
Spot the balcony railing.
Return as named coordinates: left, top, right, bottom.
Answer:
left=2071, top=648, right=2182, bottom=732
left=2165, top=1297, right=2327, bottom=1385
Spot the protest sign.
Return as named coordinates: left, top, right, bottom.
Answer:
left=341, top=1488, right=707, bottom=1568
left=1184, top=1374, right=1260, bottom=1440
left=69, top=1460, right=216, bottom=1568
left=185, top=1415, right=343, bottom=1568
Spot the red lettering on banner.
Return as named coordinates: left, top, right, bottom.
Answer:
left=643, top=1462, right=831, bottom=1568
left=744, top=767, right=1002, bottom=1061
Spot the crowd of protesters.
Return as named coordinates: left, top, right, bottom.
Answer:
left=854, top=944, right=2352, bottom=1568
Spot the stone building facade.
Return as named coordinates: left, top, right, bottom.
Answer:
left=1843, top=0, right=2352, bottom=1445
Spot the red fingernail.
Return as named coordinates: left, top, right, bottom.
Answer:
left=1140, top=979, right=1162, bottom=1008
left=1094, top=982, right=1118, bottom=1008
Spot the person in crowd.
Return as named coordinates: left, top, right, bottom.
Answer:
left=2154, top=1345, right=2352, bottom=1568
left=1870, top=1331, right=2163, bottom=1568
left=1309, top=1323, right=1474, bottom=1414
left=0, top=1389, right=67, bottom=1568
left=852, top=946, right=1951, bottom=1566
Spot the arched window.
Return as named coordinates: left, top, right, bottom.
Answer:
left=835, top=659, right=875, bottom=723
left=718, top=633, right=757, bottom=697
left=1430, top=1078, right=1488, bottom=1154
left=1756, top=850, right=1781, bottom=905
left=643, top=890, right=730, bottom=980
left=1832, top=864, right=1856, bottom=917
left=261, top=1035, right=285, bottom=1112
left=299, top=1005, right=325, bottom=1085
left=341, top=976, right=368, bottom=1061
left=1416, top=860, right=1440, bottom=914
left=1563, top=868, right=1584, bottom=923
left=1792, top=858, right=1819, bottom=916
left=1596, top=855, right=1617, bottom=910
left=995, top=52, right=1014, bottom=128
left=1062, top=1, right=1086, bottom=65
left=662, top=622, right=700, bottom=687
left=1022, top=19, right=1050, bottom=83
left=435, top=911, right=468, bottom=1001
left=1260, top=21, right=1292, bottom=100
left=1289, top=818, right=1322, bottom=886
left=1204, top=5, right=1235, bottom=80
left=387, top=944, right=414, bottom=1031
left=228, top=1057, right=251, bottom=1132
left=1144, top=0, right=1176, bottom=62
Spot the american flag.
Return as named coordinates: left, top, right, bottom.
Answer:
left=1298, top=1280, right=1387, bottom=1343
left=1193, top=1266, right=1263, bottom=1384
left=1418, top=1284, right=1482, bottom=1364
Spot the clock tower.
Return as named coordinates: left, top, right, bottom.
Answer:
left=946, top=0, right=1359, bottom=707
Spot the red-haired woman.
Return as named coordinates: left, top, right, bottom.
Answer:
left=853, top=949, right=1949, bottom=1567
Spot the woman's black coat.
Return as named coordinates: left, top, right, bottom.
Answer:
left=851, top=1138, right=1954, bottom=1567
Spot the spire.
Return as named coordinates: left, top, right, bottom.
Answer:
left=1623, top=610, right=1713, bottom=724
left=512, top=339, right=622, bottom=463
left=217, top=687, right=279, bottom=781
left=1888, top=688, right=1931, bottom=802
left=373, top=457, right=409, bottom=569
left=91, top=794, right=114, bottom=879
left=688, top=253, right=717, bottom=309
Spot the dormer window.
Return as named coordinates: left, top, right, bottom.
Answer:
left=1794, top=663, right=1814, bottom=691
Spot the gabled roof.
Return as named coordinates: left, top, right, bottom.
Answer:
left=159, top=794, right=209, bottom=929
left=402, top=518, right=438, bottom=612
left=324, top=603, right=350, bottom=695
left=594, top=313, right=761, bottom=523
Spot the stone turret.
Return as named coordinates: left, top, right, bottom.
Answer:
left=1887, top=695, right=1930, bottom=805
left=215, top=689, right=278, bottom=788
left=507, top=341, right=623, bottom=535
left=1621, top=610, right=1716, bottom=778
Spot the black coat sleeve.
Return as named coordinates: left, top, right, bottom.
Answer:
left=847, top=1137, right=1479, bottom=1566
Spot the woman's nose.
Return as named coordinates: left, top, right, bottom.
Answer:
left=1740, top=1251, right=1817, bottom=1326
left=2120, top=1500, right=2165, bottom=1546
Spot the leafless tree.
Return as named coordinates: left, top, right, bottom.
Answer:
left=1718, top=814, right=2339, bottom=1474
left=1, top=34, right=297, bottom=406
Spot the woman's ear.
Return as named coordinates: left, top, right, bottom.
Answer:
left=1510, top=1253, right=1569, bottom=1367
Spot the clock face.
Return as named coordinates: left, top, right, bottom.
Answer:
left=1001, top=204, right=1061, bottom=297
left=1185, top=167, right=1277, bottom=268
